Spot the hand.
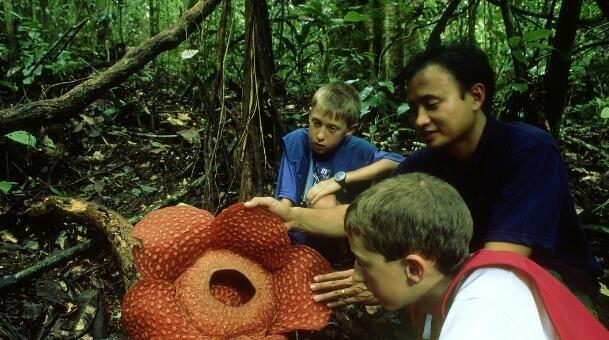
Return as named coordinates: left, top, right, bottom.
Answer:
left=306, top=178, right=341, bottom=205
left=244, top=197, right=295, bottom=231
left=310, top=269, right=379, bottom=308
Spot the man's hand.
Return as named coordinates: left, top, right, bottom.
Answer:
left=306, top=178, right=341, bottom=205
left=310, top=269, right=379, bottom=308
left=244, top=197, right=296, bottom=231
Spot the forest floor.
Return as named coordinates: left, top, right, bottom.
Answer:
left=0, top=84, right=608, bottom=339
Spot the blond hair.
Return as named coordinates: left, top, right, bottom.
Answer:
left=310, top=82, right=360, bottom=126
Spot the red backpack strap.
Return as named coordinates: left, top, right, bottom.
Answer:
left=439, top=250, right=609, bottom=340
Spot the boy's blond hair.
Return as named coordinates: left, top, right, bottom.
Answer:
left=345, top=173, right=473, bottom=275
left=310, top=82, right=360, bottom=127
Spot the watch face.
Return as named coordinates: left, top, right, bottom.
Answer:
left=334, top=171, right=346, bottom=182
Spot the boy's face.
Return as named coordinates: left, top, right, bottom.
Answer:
left=349, top=234, right=426, bottom=311
left=406, top=64, right=482, bottom=151
left=308, top=107, right=355, bottom=155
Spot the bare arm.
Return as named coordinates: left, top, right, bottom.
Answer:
left=245, top=197, right=348, bottom=237
left=307, top=159, right=400, bottom=204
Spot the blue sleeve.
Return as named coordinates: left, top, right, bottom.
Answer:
left=485, top=142, right=565, bottom=250
left=372, top=150, right=405, bottom=163
left=275, top=153, right=299, bottom=204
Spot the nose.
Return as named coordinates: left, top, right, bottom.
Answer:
left=316, top=128, right=326, bottom=142
left=414, top=108, right=431, bottom=129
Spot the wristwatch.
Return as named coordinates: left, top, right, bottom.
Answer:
left=334, top=171, right=347, bottom=188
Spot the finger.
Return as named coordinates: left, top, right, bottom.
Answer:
left=327, top=296, right=363, bottom=308
left=244, top=197, right=275, bottom=208
left=312, top=287, right=351, bottom=303
left=310, top=278, right=352, bottom=293
left=314, top=269, right=354, bottom=282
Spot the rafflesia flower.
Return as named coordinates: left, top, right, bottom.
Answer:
left=122, top=203, right=333, bottom=339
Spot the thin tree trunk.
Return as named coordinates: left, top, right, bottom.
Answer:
left=0, top=0, right=223, bottom=134
left=383, top=2, right=404, bottom=79
left=467, top=0, right=480, bottom=44
left=236, top=0, right=274, bottom=201
left=545, top=0, right=584, bottom=136
left=371, top=0, right=383, bottom=79
left=427, top=0, right=462, bottom=49
left=40, top=0, right=48, bottom=24
left=211, top=0, right=230, bottom=103
left=4, top=0, right=18, bottom=67
left=498, top=0, right=527, bottom=81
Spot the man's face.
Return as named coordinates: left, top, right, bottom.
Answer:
left=308, top=108, right=354, bottom=155
left=349, top=234, right=420, bottom=311
left=407, top=64, right=480, bottom=150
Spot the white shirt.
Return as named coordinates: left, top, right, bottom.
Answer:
left=439, top=267, right=556, bottom=340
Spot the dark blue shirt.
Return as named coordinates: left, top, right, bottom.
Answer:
left=393, top=117, right=602, bottom=283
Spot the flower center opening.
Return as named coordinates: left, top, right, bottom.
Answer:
left=209, top=269, right=256, bottom=307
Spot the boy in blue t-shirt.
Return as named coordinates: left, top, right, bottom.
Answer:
left=275, top=82, right=404, bottom=261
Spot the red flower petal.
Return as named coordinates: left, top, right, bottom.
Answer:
left=122, top=279, right=212, bottom=340
left=270, top=246, right=333, bottom=334
left=230, top=335, right=288, bottom=340
left=174, top=249, right=277, bottom=338
left=132, top=206, right=214, bottom=280
left=210, top=203, right=290, bottom=271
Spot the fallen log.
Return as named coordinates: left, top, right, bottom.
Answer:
left=25, top=196, right=139, bottom=291
left=0, top=239, right=92, bottom=290
left=0, top=0, right=222, bottom=135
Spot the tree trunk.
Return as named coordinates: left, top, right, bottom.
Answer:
left=0, top=0, right=222, bottom=135
left=371, top=0, right=383, bottom=79
left=236, top=0, right=277, bottom=201
left=427, top=0, right=462, bottom=49
left=4, top=0, right=18, bottom=68
left=498, top=0, right=527, bottom=81
left=545, top=0, right=584, bottom=136
left=211, top=0, right=231, bottom=103
left=467, top=0, right=480, bottom=44
left=383, top=2, right=404, bottom=80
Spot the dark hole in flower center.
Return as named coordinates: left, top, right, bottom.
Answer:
left=209, top=270, right=255, bottom=307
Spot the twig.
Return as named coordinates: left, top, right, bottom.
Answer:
left=563, top=135, right=600, bottom=152
left=0, top=239, right=92, bottom=290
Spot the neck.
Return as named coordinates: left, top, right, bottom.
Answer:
left=446, top=111, right=487, bottom=161
left=418, top=273, right=454, bottom=314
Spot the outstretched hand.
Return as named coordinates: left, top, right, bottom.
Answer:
left=306, top=178, right=341, bottom=205
left=310, top=268, right=379, bottom=308
left=244, top=197, right=295, bottom=231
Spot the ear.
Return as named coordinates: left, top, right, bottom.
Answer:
left=403, top=254, right=428, bottom=284
left=469, top=83, right=486, bottom=113
left=346, top=124, right=357, bottom=136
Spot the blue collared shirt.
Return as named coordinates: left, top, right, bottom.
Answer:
left=393, top=116, right=602, bottom=282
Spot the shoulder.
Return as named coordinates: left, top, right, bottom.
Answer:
left=495, top=121, right=559, bottom=154
left=283, top=128, right=308, bottom=144
left=441, top=267, right=555, bottom=340
left=393, top=148, right=434, bottom=175
left=342, top=134, right=375, bottom=150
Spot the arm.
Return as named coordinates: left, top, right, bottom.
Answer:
left=245, top=197, right=348, bottom=237
left=307, top=159, right=400, bottom=205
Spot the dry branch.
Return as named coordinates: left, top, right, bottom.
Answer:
left=0, top=0, right=222, bottom=135
left=25, top=196, right=139, bottom=291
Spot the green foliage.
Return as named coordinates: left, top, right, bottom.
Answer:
left=0, top=181, right=14, bottom=194
left=5, top=131, right=36, bottom=148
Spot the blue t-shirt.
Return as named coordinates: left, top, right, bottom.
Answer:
left=276, top=128, right=404, bottom=205
left=393, top=116, right=602, bottom=283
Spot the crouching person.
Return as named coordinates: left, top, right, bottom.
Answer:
left=345, top=173, right=609, bottom=339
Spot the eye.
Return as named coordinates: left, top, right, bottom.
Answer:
left=329, top=126, right=338, bottom=132
left=425, top=100, right=440, bottom=110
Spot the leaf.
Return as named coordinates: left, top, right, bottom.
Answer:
left=600, top=107, right=609, bottom=119
left=510, top=82, right=529, bottom=93
left=523, top=29, right=552, bottom=42
left=508, top=36, right=522, bottom=49
left=343, top=11, right=368, bottom=22
left=181, top=49, right=199, bottom=59
left=5, top=130, right=36, bottom=148
left=0, top=80, right=18, bottom=92
left=396, top=103, right=410, bottom=116
left=359, top=86, right=373, bottom=101
left=0, top=181, right=12, bottom=194
left=0, top=230, right=18, bottom=243
left=138, top=184, right=157, bottom=194
left=49, top=185, right=64, bottom=196
left=512, top=50, right=527, bottom=64
left=378, top=80, right=395, bottom=93
left=177, top=128, right=200, bottom=144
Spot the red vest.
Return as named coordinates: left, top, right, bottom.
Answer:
left=437, top=250, right=609, bottom=339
